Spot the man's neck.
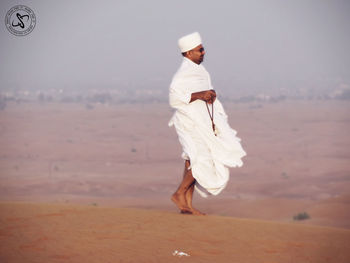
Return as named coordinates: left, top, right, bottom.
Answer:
left=184, top=57, right=201, bottom=66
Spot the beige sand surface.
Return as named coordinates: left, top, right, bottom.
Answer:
left=0, top=101, right=350, bottom=230
left=1, top=202, right=350, bottom=263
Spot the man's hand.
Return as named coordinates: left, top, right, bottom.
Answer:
left=202, top=90, right=216, bottom=104
left=190, top=90, right=216, bottom=104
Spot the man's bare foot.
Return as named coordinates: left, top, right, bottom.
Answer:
left=171, top=193, right=191, bottom=212
left=180, top=209, right=193, bottom=214
left=189, top=207, right=206, bottom=216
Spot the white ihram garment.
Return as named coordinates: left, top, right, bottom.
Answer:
left=169, top=57, right=246, bottom=197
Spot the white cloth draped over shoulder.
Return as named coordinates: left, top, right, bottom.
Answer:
left=169, top=57, right=246, bottom=197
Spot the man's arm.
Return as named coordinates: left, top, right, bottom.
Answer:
left=190, top=90, right=216, bottom=104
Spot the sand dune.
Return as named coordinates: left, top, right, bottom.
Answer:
left=0, top=101, right=350, bottom=231
left=1, top=202, right=350, bottom=263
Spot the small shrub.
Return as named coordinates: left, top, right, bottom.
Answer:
left=293, top=212, right=310, bottom=221
left=281, top=172, right=288, bottom=179
left=85, top=103, right=94, bottom=110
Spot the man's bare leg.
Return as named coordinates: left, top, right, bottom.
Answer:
left=185, top=182, right=205, bottom=215
left=172, top=160, right=205, bottom=215
left=171, top=161, right=194, bottom=213
left=183, top=160, right=205, bottom=214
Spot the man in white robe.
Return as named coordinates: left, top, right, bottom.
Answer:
left=169, top=32, right=246, bottom=215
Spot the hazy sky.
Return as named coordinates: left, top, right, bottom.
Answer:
left=1, top=0, right=349, bottom=96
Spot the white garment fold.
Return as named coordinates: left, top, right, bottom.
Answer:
left=169, top=57, right=246, bottom=197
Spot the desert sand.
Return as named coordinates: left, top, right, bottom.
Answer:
left=1, top=202, right=350, bottom=263
left=0, top=100, right=350, bottom=261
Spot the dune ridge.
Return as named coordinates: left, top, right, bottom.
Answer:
left=1, top=202, right=350, bottom=263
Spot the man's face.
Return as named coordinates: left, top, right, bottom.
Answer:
left=187, top=44, right=205, bottom=65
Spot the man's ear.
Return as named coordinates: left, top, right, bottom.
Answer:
left=186, top=50, right=192, bottom=58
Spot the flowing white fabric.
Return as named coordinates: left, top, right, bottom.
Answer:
left=169, top=57, right=246, bottom=197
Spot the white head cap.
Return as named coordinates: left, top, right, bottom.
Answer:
left=178, top=32, right=202, bottom=53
